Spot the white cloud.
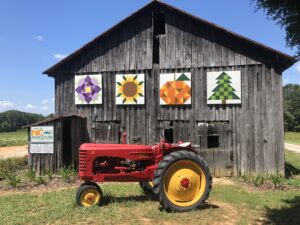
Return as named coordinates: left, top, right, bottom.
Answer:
left=52, top=97, right=55, bottom=103
left=33, top=35, right=44, bottom=42
left=0, top=101, right=14, bottom=108
left=42, top=99, right=48, bottom=104
left=25, top=104, right=38, bottom=109
left=54, top=54, right=67, bottom=60
left=41, top=105, right=49, bottom=111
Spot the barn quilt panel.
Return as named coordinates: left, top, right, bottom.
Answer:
left=75, top=75, right=102, bottom=105
left=116, top=74, right=145, bottom=105
left=207, top=71, right=241, bottom=105
left=160, top=73, right=191, bottom=105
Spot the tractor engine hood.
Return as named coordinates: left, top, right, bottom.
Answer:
left=79, top=143, right=154, bottom=160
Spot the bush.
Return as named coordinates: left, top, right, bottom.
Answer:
left=240, top=175, right=249, bottom=183
left=3, top=171, right=21, bottom=188
left=59, top=167, right=77, bottom=183
left=47, top=172, right=54, bottom=181
left=270, top=174, right=283, bottom=189
left=26, top=169, right=36, bottom=182
left=0, top=157, right=27, bottom=174
left=0, top=157, right=27, bottom=180
left=252, top=175, right=264, bottom=187
left=35, top=176, right=47, bottom=185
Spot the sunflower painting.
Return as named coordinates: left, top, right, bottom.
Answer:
left=116, top=74, right=145, bottom=105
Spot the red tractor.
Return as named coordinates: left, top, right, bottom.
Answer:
left=76, top=140, right=212, bottom=212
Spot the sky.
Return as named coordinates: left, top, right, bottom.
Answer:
left=0, top=0, right=299, bottom=115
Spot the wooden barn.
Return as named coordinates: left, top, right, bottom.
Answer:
left=36, top=0, right=295, bottom=176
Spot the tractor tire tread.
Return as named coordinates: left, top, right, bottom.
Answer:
left=153, top=150, right=212, bottom=212
left=76, top=182, right=103, bottom=207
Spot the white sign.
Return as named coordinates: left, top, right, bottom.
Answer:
left=30, top=143, right=54, bottom=154
left=207, top=71, right=241, bottom=105
left=31, top=126, right=54, bottom=143
left=30, top=126, right=54, bottom=154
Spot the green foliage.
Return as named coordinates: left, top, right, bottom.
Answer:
left=283, top=84, right=300, bottom=131
left=35, top=176, right=47, bottom=185
left=3, top=171, right=21, bottom=188
left=240, top=175, right=249, bottom=183
left=0, top=130, right=28, bottom=147
left=254, top=0, right=300, bottom=58
left=59, top=167, right=77, bottom=183
left=0, top=110, right=45, bottom=132
left=0, top=157, right=27, bottom=176
left=26, top=169, right=36, bottom=182
left=252, top=175, right=265, bottom=187
left=47, top=171, right=54, bottom=181
left=270, top=174, right=283, bottom=189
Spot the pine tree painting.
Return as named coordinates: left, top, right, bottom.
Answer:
left=207, top=71, right=241, bottom=105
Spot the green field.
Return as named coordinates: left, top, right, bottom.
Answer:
left=285, top=132, right=300, bottom=145
left=0, top=130, right=27, bottom=147
left=0, top=151, right=299, bottom=225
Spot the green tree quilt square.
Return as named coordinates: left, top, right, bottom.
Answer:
left=207, top=71, right=241, bottom=105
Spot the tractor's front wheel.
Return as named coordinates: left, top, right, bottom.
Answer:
left=153, top=150, right=212, bottom=212
left=76, top=182, right=103, bottom=207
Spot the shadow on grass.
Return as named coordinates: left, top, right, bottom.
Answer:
left=264, top=196, right=300, bottom=225
left=285, top=162, right=300, bottom=178
left=102, top=194, right=219, bottom=212
left=102, top=194, right=157, bottom=206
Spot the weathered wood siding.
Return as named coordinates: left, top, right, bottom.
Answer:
left=159, top=8, right=264, bottom=69
left=51, top=7, right=285, bottom=176
left=54, top=10, right=153, bottom=74
left=28, top=117, right=87, bottom=174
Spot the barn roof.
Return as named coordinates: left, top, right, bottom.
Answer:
left=23, top=114, right=85, bottom=128
left=43, top=0, right=296, bottom=75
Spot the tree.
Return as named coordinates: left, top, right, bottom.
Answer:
left=283, top=84, right=300, bottom=131
left=0, top=110, right=45, bottom=132
left=209, top=72, right=240, bottom=104
left=254, top=0, right=300, bottom=58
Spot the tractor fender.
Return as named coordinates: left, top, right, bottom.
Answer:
left=163, top=146, right=197, bottom=157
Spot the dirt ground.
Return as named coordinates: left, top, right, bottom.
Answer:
left=0, top=145, right=28, bottom=159
left=285, top=143, right=300, bottom=153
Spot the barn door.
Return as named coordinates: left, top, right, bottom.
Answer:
left=62, top=118, right=72, bottom=166
left=93, top=121, right=120, bottom=143
left=197, top=122, right=233, bottom=177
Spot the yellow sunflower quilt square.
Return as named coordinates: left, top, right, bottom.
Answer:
left=115, top=74, right=145, bottom=105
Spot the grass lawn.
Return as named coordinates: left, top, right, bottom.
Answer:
left=0, top=151, right=299, bottom=225
left=0, top=130, right=27, bottom=147
left=0, top=182, right=299, bottom=225
left=285, top=132, right=300, bottom=145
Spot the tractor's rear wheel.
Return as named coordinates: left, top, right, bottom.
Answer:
left=139, top=181, right=154, bottom=195
left=76, top=182, right=103, bottom=207
left=153, top=150, right=212, bottom=212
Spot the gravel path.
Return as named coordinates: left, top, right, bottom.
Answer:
left=285, top=143, right=300, bottom=154
left=0, top=145, right=28, bottom=159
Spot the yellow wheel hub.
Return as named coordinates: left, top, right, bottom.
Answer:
left=80, top=188, right=101, bottom=207
left=164, top=160, right=206, bottom=207
left=148, top=181, right=154, bottom=188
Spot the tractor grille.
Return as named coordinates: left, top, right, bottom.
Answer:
left=79, top=150, right=87, bottom=172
